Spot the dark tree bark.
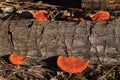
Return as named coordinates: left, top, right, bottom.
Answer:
left=0, top=20, right=12, bottom=56
left=0, top=19, right=120, bottom=64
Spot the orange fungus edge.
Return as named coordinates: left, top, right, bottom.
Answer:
left=68, top=17, right=84, bottom=21
left=57, top=56, right=89, bottom=73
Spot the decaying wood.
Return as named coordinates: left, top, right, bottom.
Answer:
left=0, top=19, right=120, bottom=65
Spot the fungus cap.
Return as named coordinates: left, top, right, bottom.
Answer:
left=33, top=10, right=48, bottom=22
left=57, top=56, right=89, bottom=73
left=9, top=51, right=26, bottom=65
left=91, top=11, right=110, bottom=21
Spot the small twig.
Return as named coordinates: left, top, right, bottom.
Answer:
left=98, top=66, right=116, bottom=80
left=0, top=57, right=9, bottom=66
left=0, top=2, right=20, bottom=8
left=0, top=1, right=83, bottom=11
left=48, top=9, right=60, bottom=20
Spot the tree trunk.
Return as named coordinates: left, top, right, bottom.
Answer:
left=0, top=19, right=120, bottom=64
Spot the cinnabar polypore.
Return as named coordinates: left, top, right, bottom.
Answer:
left=90, top=11, right=110, bottom=21
left=9, top=51, right=26, bottom=65
left=33, top=10, right=48, bottom=22
left=57, top=56, right=89, bottom=73
left=68, top=17, right=84, bottom=21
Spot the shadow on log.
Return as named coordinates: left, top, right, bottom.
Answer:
left=0, top=19, right=120, bottom=65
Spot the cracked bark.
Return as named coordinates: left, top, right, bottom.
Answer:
left=0, top=20, right=12, bottom=56
left=0, top=20, right=120, bottom=64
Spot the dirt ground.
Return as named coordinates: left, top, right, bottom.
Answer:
left=0, top=56, right=120, bottom=80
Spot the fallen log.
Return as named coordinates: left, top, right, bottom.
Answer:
left=0, top=19, right=120, bottom=65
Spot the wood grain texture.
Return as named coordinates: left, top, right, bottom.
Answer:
left=0, top=19, right=120, bottom=64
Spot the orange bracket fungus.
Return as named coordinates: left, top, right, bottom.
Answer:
left=90, top=11, right=110, bottom=21
left=57, top=56, right=89, bottom=73
left=9, top=51, right=26, bottom=65
left=68, top=17, right=84, bottom=21
left=33, top=10, right=48, bottom=22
